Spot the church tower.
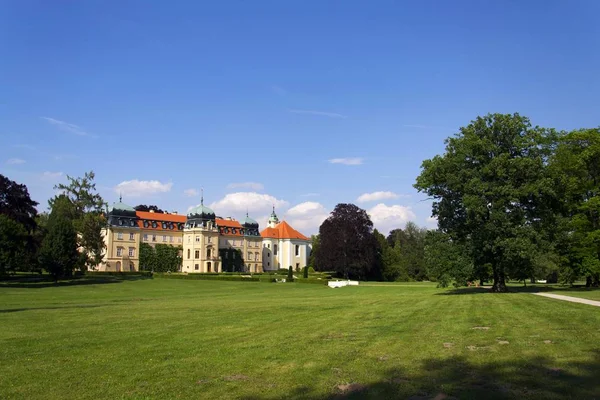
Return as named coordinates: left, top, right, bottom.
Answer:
left=268, top=205, right=279, bottom=228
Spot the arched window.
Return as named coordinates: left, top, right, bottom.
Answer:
left=116, top=261, right=121, bottom=272
left=129, top=262, right=134, bottom=271
left=207, top=262, right=212, bottom=272
left=207, top=249, right=211, bottom=258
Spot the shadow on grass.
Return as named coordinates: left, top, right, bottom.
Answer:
left=0, top=275, right=152, bottom=289
left=243, top=352, right=600, bottom=399
left=438, top=285, right=600, bottom=295
left=0, top=303, right=116, bottom=314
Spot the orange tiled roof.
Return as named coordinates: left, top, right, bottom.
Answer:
left=260, top=221, right=309, bottom=241
left=136, top=211, right=186, bottom=231
left=216, top=218, right=244, bottom=236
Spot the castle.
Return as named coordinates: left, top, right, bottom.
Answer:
left=100, top=196, right=311, bottom=273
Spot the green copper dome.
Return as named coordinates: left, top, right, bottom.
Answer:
left=268, top=205, right=279, bottom=224
left=108, top=199, right=135, bottom=213
left=242, top=214, right=258, bottom=227
left=188, top=204, right=215, bottom=217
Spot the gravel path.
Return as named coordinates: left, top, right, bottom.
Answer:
left=533, top=292, right=600, bottom=307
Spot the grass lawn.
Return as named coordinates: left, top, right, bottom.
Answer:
left=1, top=277, right=599, bottom=399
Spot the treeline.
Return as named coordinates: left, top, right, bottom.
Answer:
left=312, top=114, right=600, bottom=291
left=0, top=172, right=105, bottom=280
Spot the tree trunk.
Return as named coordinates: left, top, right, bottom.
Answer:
left=491, top=267, right=508, bottom=292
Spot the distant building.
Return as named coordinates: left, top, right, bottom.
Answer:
left=100, top=197, right=310, bottom=273
left=261, top=207, right=311, bottom=272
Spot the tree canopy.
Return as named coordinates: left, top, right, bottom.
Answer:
left=415, top=113, right=557, bottom=292
left=0, top=174, right=38, bottom=232
left=315, top=203, right=378, bottom=280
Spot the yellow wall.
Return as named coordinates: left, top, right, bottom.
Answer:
left=100, top=227, right=140, bottom=271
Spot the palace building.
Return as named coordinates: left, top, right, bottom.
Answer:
left=100, top=196, right=311, bottom=273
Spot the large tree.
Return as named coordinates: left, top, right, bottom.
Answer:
left=50, top=171, right=106, bottom=271
left=386, top=222, right=428, bottom=281
left=0, top=215, right=29, bottom=276
left=39, top=196, right=80, bottom=280
left=0, top=174, right=38, bottom=232
left=315, top=203, right=377, bottom=280
left=551, top=128, right=600, bottom=286
left=415, top=113, right=557, bottom=292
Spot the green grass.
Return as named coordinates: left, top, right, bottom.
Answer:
left=1, top=277, right=599, bottom=399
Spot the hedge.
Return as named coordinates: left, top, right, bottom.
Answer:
left=154, top=273, right=260, bottom=282
left=87, top=271, right=153, bottom=277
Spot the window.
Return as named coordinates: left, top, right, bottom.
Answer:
left=178, top=237, right=182, bottom=243
left=248, top=252, right=252, bottom=261
left=195, top=250, right=200, bottom=259
left=255, top=252, right=259, bottom=261
left=163, top=235, right=167, bottom=242
left=207, top=262, right=212, bottom=272
left=116, top=247, right=123, bottom=256
left=207, top=249, right=211, bottom=258
left=170, top=236, right=173, bottom=243
left=232, top=239, right=236, bottom=247
left=196, top=236, right=200, bottom=243
left=187, top=249, right=191, bottom=259
left=195, top=264, right=199, bottom=270
left=116, top=261, right=121, bottom=271
left=296, top=263, right=300, bottom=271
left=267, top=253, right=270, bottom=258
left=208, top=236, right=212, bottom=243
left=152, top=235, right=156, bottom=242
left=143, top=234, right=148, bottom=241
left=267, top=244, right=270, bottom=249
left=274, top=245, right=278, bottom=256
left=129, top=233, right=135, bottom=240
left=267, top=262, right=270, bottom=267
left=129, top=247, right=135, bottom=257
left=295, top=245, right=300, bottom=256
left=117, top=232, right=123, bottom=240
left=130, top=262, right=134, bottom=271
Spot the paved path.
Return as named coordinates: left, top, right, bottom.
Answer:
left=533, top=293, right=600, bottom=307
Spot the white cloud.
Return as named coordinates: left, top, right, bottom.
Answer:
left=183, top=188, right=199, bottom=197
left=41, top=171, right=63, bottom=181
left=357, top=191, right=405, bottom=203
left=209, top=192, right=288, bottom=217
left=426, top=216, right=438, bottom=229
left=285, top=202, right=330, bottom=235
left=367, top=203, right=416, bottom=234
left=227, top=182, right=264, bottom=191
left=6, top=158, right=25, bottom=165
left=289, top=109, right=347, bottom=119
left=42, top=117, right=94, bottom=137
left=328, top=157, right=364, bottom=165
left=114, top=180, right=172, bottom=197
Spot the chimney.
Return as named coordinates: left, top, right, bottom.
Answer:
left=149, top=210, right=155, bottom=213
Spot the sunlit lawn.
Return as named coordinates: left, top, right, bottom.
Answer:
left=1, top=277, right=599, bottom=399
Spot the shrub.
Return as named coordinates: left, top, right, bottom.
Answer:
left=154, top=273, right=260, bottom=282
left=287, top=266, right=294, bottom=282
left=87, top=271, right=153, bottom=277
left=308, top=267, right=315, bottom=273
left=303, top=266, right=309, bottom=279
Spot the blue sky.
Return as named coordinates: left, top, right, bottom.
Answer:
left=1, top=0, right=599, bottom=234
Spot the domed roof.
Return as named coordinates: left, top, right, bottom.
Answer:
left=268, top=205, right=279, bottom=224
left=188, top=204, right=215, bottom=216
left=242, top=213, right=258, bottom=227
left=108, top=196, right=135, bottom=213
